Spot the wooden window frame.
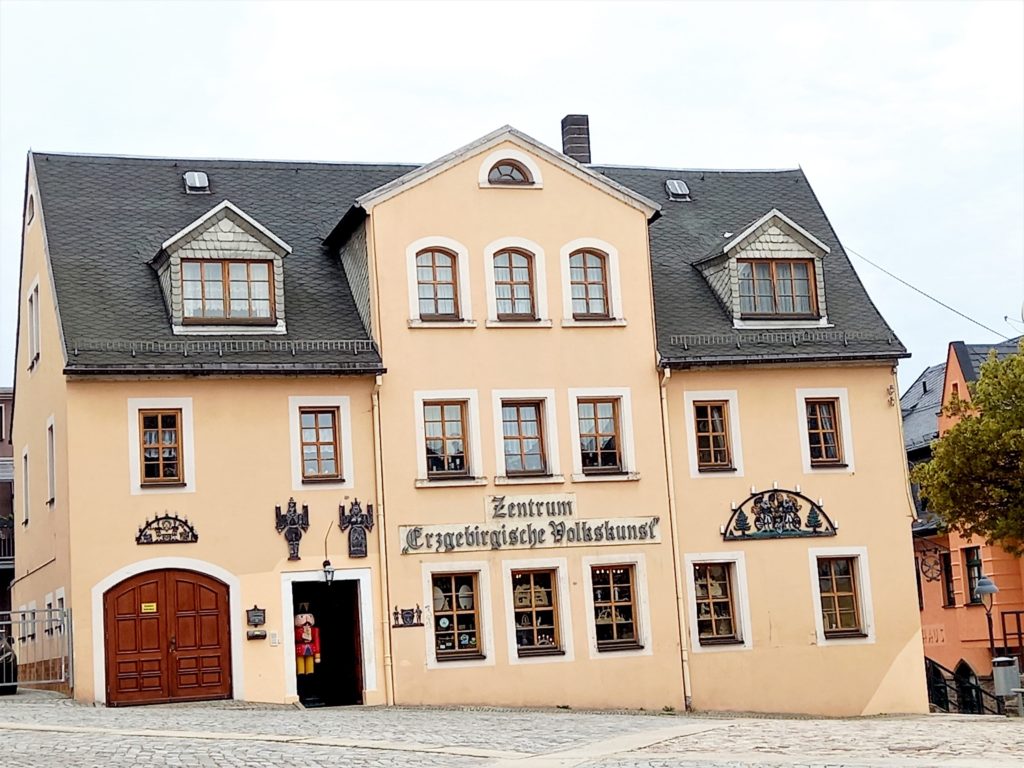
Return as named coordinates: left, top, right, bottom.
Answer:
left=415, top=248, right=461, bottom=321
left=964, top=547, right=983, bottom=605
left=817, top=556, right=864, bottom=638
left=424, top=400, right=471, bottom=479
left=806, top=398, right=845, bottom=467
left=181, top=259, right=276, bottom=325
left=493, top=249, right=537, bottom=321
left=693, top=563, right=741, bottom=645
left=511, top=569, right=563, bottom=657
left=487, top=160, right=533, bottom=185
left=940, top=551, right=956, bottom=607
left=591, top=564, right=643, bottom=651
left=693, top=400, right=733, bottom=471
left=577, top=397, right=622, bottom=475
left=298, top=407, right=343, bottom=482
left=432, top=572, right=484, bottom=661
left=138, top=408, right=185, bottom=486
left=569, top=249, right=611, bottom=320
left=737, top=258, right=818, bottom=318
left=501, top=400, right=547, bottom=477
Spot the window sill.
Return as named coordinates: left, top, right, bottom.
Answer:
left=302, top=476, right=346, bottom=485
left=517, top=648, right=565, bottom=658
left=561, top=318, right=627, bottom=328
left=572, top=472, right=640, bottom=483
left=436, top=651, right=486, bottom=662
left=596, top=642, right=644, bottom=653
left=495, top=474, right=565, bottom=486
left=415, top=476, right=488, bottom=488
left=823, top=631, right=868, bottom=640
left=408, top=319, right=477, bottom=329
left=698, top=637, right=743, bottom=647
left=139, top=481, right=188, bottom=489
left=479, top=182, right=544, bottom=190
left=964, top=601, right=984, bottom=608
left=733, top=317, right=832, bottom=330
left=697, top=466, right=737, bottom=474
left=485, top=319, right=553, bottom=329
left=810, top=462, right=848, bottom=470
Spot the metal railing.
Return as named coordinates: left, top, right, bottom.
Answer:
left=1001, top=610, right=1024, bottom=668
left=0, top=515, right=13, bottom=567
left=0, top=609, right=73, bottom=689
left=925, top=657, right=1003, bottom=715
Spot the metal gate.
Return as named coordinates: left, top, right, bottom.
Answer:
left=0, top=609, right=73, bottom=689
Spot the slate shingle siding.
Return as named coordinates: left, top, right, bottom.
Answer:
left=339, top=220, right=372, bottom=337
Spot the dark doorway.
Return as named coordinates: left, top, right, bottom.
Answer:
left=291, top=580, right=363, bottom=707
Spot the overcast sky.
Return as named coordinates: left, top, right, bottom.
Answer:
left=1, top=0, right=1021, bottom=389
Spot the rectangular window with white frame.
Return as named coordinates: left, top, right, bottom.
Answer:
left=288, top=396, right=355, bottom=491
left=44, top=593, right=54, bottom=635
left=567, top=388, right=638, bottom=482
left=501, top=557, right=573, bottom=664
left=422, top=560, right=494, bottom=669
left=807, top=546, right=875, bottom=645
left=683, top=390, right=744, bottom=478
left=46, top=415, right=56, bottom=504
left=684, top=553, right=752, bottom=651
left=413, top=390, right=484, bottom=487
left=127, top=398, right=197, bottom=495
left=582, top=554, right=653, bottom=658
left=795, top=388, right=855, bottom=474
left=492, top=389, right=561, bottom=484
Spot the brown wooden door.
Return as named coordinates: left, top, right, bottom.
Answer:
left=104, top=569, right=231, bottom=706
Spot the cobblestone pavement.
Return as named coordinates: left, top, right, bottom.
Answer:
left=0, top=690, right=1021, bottom=767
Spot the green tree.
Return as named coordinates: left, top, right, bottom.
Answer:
left=912, top=342, right=1024, bottom=554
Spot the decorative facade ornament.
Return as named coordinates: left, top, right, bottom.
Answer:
left=913, top=538, right=948, bottom=582
left=275, top=498, right=309, bottom=560
left=338, top=498, right=374, bottom=558
left=722, top=487, right=837, bottom=540
left=392, top=605, right=424, bottom=628
left=136, top=513, right=199, bottom=545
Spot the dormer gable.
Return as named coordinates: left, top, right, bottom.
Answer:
left=695, top=208, right=832, bottom=329
left=151, top=200, right=290, bottom=335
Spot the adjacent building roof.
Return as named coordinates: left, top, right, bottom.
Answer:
left=950, top=336, right=1022, bottom=383
left=900, top=363, right=945, bottom=453
left=30, top=139, right=907, bottom=374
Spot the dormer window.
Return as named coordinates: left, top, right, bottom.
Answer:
left=183, top=260, right=274, bottom=323
left=737, top=259, right=817, bottom=317
left=487, top=160, right=532, bottom=185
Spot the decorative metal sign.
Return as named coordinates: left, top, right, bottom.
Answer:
left=913, top=539, right=948, bottom=582
left=392, top=605, right=424, bottom=628
left=722, top=488, right=836, bottom=540
left=136, top=513, right=199, bottom=545
left=246, top=606, right=267, bottom=627
left=339, top=498, right=374, bottom=558
left=275, top=498, right=309, bottom=560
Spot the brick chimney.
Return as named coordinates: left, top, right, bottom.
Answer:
left=561, top=114, right=591, bottom=164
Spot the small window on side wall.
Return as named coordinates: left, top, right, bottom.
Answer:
left=487, top=160, right=533, bottom=185
left=299, top=407, right=342, bottom=481
left=139, top=409, right=183, bottom=485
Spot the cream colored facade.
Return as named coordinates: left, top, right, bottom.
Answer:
left=10, top=128, right=928, bottom=715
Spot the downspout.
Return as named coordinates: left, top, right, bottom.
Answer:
left=659, top=366, right=692, bottom=710
left=371, top=373, right=395, bottom=705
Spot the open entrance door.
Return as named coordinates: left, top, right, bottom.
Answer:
left=291, top=580, right=363, bottom=707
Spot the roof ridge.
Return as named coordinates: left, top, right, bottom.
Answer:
left=31, top=150, right=421, bottom=170
left=592, top=163, right=802, bottom=173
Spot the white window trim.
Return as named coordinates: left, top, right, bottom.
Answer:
left=17, top=604, right=26, bottom=642
left=559, top=238, right=624, bottom=323
left=27, top=600, right=37, bottom=641
left=795, top=387, right=855, bottom=474
left=413, top=389, right=484, bottom=484
left=734, top=317, right=833, bottom=330
left=127, top=397, right=197, bottom=495
left=26, top=276, right=40, bottom=371
left=173, top=321, right=287, bottom=336
left=807, top=545, right=876, bottom=646
left=581, top=553, right=653, bottom=659
left=483, top=237, right=550, bottom=323
left=500, top=556, right=574, bottom=665
left=683, top=390, right=745, bottom=478
left=54, top=586, right=66, bottom=634
left=491, top=389, right=561, bottom=481
left=406, top=236, right=473, bottom=322
left=684, top=552, right=752, bottom=653
left=422, top=560, right=495, bottom=669
left=477, top=148, right=544, bottom=189
left=45, top=414, right=56, bottom=504
left=21, top=447, right=29, bottom=526
left=43, top=592, right=53, bottom=635
left=288, top=396, right=355, bottom=491
left=567, top=387, right=638, bottom=481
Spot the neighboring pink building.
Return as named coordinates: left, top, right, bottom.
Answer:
left=1, top=386, right=13, bottom=614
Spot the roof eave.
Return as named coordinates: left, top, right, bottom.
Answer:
left=658, top=350, right=910, bottom=369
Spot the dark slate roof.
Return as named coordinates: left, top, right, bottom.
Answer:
left=593, top=166, right=907, bottom=367
left=32, top=151, right=906, bottom=374
left=900, top=363, right=945, bottom=453
left=32, top=153, right=414, bottom=374
left=951, top=336, right=1022, bottom=383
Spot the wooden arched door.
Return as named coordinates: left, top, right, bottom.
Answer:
left=104, top=569, right=232, bottom=706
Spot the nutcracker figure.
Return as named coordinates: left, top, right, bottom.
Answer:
left=293, top=604, right=321, bottom=675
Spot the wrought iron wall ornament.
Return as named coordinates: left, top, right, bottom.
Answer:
left=339, top=498, right=374, bottom=558
left=136, top=513, right=199, bottom=544
left=722, top=487, right=837, bottom=540
left=392, top=605, right=424, bottom=628
left=913, top=539, right=949, bottom=582
left=275, top=498, right=309, bottom=560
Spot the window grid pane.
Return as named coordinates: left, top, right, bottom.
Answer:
left=487, top=161, right=531, bottom=184
left=502, top=401, right=547, bottom=476
left=424, top=401, right=469, bottom=478
left=511, top=569, right=560, bottom=655
left=416, top=249, right=460, bottom=319
left=139, top=409, right=183, bottom=484
left=299, top=407, right=342, bottom=480
left=694, top=401, right=732, bottom=469
left=964, top=547, right=982, bottom=604
left=737, top=259, right=816, bottom=317
left=494, top=249, right=536, bottom=319
left=569, top=250, right=611, bottom=319
left=432, top=573, right=482, bottom=659
left=181, top=260, right=274, bottom=322
left=694, top=563, right=738, bottom=643
left=817, top=557, right=862, bottom=636
left=806, top=399, right=843, bottom=465
left=578, top=398, right=621, bottom=473
left=591, top=565, right=640, bottom=650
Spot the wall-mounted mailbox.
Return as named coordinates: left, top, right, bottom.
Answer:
left=246, top=630, right=268, bottom=641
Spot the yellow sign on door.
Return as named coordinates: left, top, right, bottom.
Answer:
left=140, top=602, right=157, bottom=613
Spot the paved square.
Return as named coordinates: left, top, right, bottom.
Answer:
left=0, top=690, right=1020, bottom=767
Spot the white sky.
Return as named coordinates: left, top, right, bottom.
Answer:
left=1, top=0, right=1021, bottom=389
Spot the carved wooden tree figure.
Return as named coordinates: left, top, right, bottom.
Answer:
left=805, top=505, right=823, bottom=532
left=734, top=508, right=751, bottom=536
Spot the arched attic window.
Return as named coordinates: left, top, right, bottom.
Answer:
left=487, top=160, right=533, bottom=185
